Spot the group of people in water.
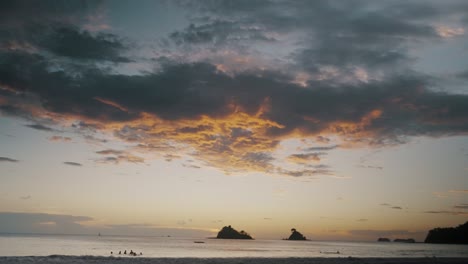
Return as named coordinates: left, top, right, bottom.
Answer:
left=110, top=250, right=142, bottom=256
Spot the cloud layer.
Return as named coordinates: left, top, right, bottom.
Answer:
left=1, top=0, right=468, bottom=175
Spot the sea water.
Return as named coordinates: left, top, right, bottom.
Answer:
left=0, top=234, right=467, bottom=258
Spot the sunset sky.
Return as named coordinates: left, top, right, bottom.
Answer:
left=0, top=0, right=467, bottom=241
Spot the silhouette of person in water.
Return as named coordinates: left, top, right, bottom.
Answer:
left=118, top=251, right=121, bottom=255
left=124, top=250, right=127, bottom=255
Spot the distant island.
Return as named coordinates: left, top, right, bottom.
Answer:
left=216, top=225, right=253, bottom=239
left=393, top=238, right=415, bottom=243
left=286, top=228, right=307, bottom=240
left=425, top=221, right=468, bottom=244
left=377, top=238, right=390, bottom=242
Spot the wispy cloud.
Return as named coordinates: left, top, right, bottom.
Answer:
left=95, top=149, right=144, bottom=164
left=25, top=124, right=54, bottom=132
left=0, top=157, right=18, bottom=162
left=381, top=203, right=404, bottom=210
left=424, top=210, right=468, bottom=216
left=49, top=136, right=72, bottom=142
left=453, top=203, right=468, bottom=210
left=63, top=161, right=82, bottom=167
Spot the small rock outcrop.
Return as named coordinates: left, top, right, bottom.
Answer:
left=216, top=225, right=253, bottom=239
left=377, top=238, right=390, bottom=242
left=425, top=221, right=468, bottom=244
left=393, top=238, right=416, bottom=243
left=287, top=228, right=307, bottom=240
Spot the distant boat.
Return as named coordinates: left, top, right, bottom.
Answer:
left=194, top=241, right=205, bottom=244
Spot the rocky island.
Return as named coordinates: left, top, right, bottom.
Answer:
left=216, top=225, right=253, bottom=239
left=425, top=221, right=468, bottom=244
left=287, top=228, right=307, bottom=240
left=377, top=238, right=390, bottom=242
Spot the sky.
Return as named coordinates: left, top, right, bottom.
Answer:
left=0, top=0, right=467, bottom=242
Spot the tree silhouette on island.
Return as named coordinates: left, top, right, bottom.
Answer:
left=286, top=228, right=307, bottom=240
left=216, top=225, right=253, bottom=239
left=425, top=221, right=468, bottom=244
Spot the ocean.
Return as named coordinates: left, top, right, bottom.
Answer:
left=0, top=234, right=467, bottom=258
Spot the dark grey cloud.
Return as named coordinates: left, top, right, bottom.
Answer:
left=456, top=70, right=468, bottom=79
left=454, top=204, right=468, bottom=210
left=25, top=123, right=54, bottom=132
left=0, top=1, right=128, bottom=63
left=1, top=0, right=468, bottom=174
left=381, top=203, right=403, bottom=210
left=424, top=210, right=468, bottom=216
left=304, top=145, right=338, bottom=152
left=170, top=20, right=274, bottom=46
left=278, top=168, right=332, bottom=177
left=288, top=152, right=326, bottom=163
left=2, top=50, right=468, bottom=142
left=0, top=157, right=18, bottom=162
left=63, top=161, right=82, bottom=167
left=38, top=26, right=130, bottom=62
left=0, top=0, right=101, bottom=26
left=180, top=0, right=451, bottom=76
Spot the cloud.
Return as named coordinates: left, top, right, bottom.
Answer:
left=278, top=168, right=332, bottom=177
left=288, top=152, right=326, bottom=163
left=63, top=161, right=82, bottom=167
left=20, top=195, right=31, bottom=200
left=164, top=154, right=181, bottom=162
left=95, top=149, right=144, bottom=164
left=357, top=219, right=368, bottom=222
left=457, top=70, right=468, bottom=79
left=424, top=210, right=468, bottom=216
left=49, top=136, right=72, bottom=142
left=2, top=0, right=468, bottom=176
left=0, top=212, right=214, bottom=237
left=303, top=145, right=339, bottom=152
left=381, top=203, right=403, bottom=210
left=25, top=124, right=54, bottom=132
left=316, top=136, right=331, bottom=143
left=182, top=164, right=201, bottom=169
left=38, top=26, right=130, bottom=62
left=358, top=165, right=383, bottom=170
left=96, top=149, right=124, bottom=155
left=170, top=19, right=274, bottom=46
left=454, top=204, right=468, bottom=209
left=0, top=157, right=18, bottom=162
left=0, top=212, right=93, bottom=235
